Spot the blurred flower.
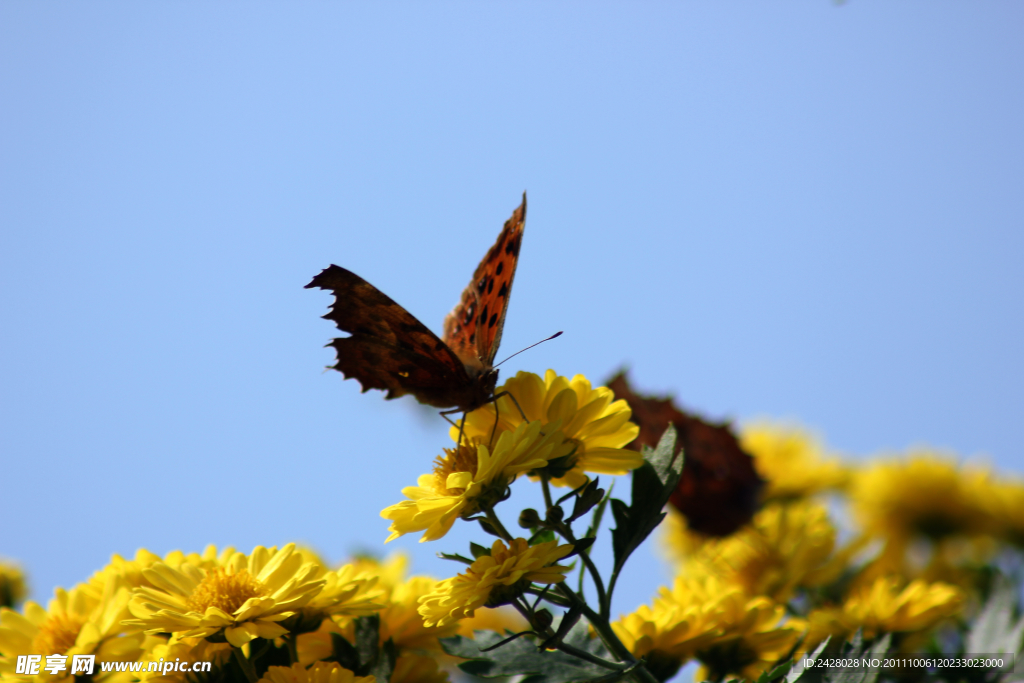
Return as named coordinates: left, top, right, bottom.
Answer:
left=365, top=576, right=458, bottom=651
left=297, top=573, right=458, bottom=665
left=452, top=370, right=641, bottom=488
left=804, top=576, right=963, bottom=649
left=0, top=561, right=27, bottom=610
left=612, top=579, right=722, bottom=679
left=667, top=501, right=842, bottom=603
left=695, top=594, right=804, bottom=683
left=0, top=578, right=142, bottom=682
left=88, top=547, right=237, bottom=594
left=390, top=653, right=448, bottom=683
left=125, top=544, right=330, bottom=647
left=606, top=370, right=764, bottom=538
left=283, top=562, right=384, bottom=635
left=347, top=554, right=409, bottom=592
left=259, top=662, right=373, bottom=683
left=613, top=575, right=803, bottom=682
left=989, top=479, right=1024, bottom=547
left=850, top=453, right=999, bottom=570
left=381, top=420, right=574, bottom=542
left=418, top=539, right=572, bottom=627
left=740, top=422, right=848, bottom=500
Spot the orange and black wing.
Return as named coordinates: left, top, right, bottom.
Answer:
left=306, top=265, right=474, bottom=409
left=443, top=194, right=526, bottom=368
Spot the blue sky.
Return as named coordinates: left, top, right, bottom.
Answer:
left=1, top=1, right=1022, bottom=627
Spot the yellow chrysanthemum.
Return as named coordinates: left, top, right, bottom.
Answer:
left=125, top=544, right=329, bottom=647
left=298, top=574, right=456, bottom=666
left=88, top=547, right=238, bottom=596
left=613, top=575, right=803, bottom=682
left=284, top=562, right=384, bottom=635
left=0, top=579, right=142, bottom=682
left=850, top=453, right=999, bottom=550
left=418, top=539, right=573, bottom=627
left=612, top=580, right=723, bottom=678
left=452, top=370, right=642, bottom=488
left=740, top=422, right=848, bottom=500
left=695, top=592, right=805, bottom=683
left=259, top=662, right=374, bottom=683
left=664, top=501, right=842, bottom=603
left=381, top=420, right=574, bottom=542
left=0, top=561, right=27, bottom=610
left=804, top=576, right=963, bottom=649
left=374, top=576, right=459, bottom=650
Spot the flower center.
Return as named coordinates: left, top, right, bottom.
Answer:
left=32, top=612, right=86, bottom=656
left=431, top=443, right=479, bottom=495
left=186, top=568, right=265, bottom=615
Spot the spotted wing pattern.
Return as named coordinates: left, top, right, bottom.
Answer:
left=307, top=195, right=527, bottom=413
left=443, top=194, right=526, bottom=370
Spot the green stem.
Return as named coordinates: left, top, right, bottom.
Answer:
left=541, top=474, right=555, bottom=511
left=483, top=505, right=515, bottom=543
left=557, top=641, right=628, bottom=671
left=523, top=587, right=571, bottom=608
left=509, top=599, right=625, bottom=673
left=604, top=566, right=624, bottom=620
left=283, top=633, right=299, bottom=665
left=232, top=646, right=259, bottom=683
left=556, top=522, right=608, bottom=613
left=554, top=584, right=660, bottom=683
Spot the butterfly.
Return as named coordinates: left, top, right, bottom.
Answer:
left=606, top=371, right=765, bottom=537
left=306, top=194, right=526, bottom=417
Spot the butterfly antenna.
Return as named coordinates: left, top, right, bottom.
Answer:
left=494, top=331, right=563, bottom=368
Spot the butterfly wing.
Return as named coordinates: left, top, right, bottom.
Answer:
left=443, top=194, right=527, bottom=369
left=306, top=265, right=478, bottom=409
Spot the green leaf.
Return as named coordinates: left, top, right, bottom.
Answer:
left=567, top=478, right=605, bottom=523
left=785, top=638, right=830, bottom=683
left=822, top=634, right=890, bottom=683
left=442, top=622, right=616, bottom=683
left=756, top=661, right=794, bottom=683
left=529, top=528, right=558, bottom=545
left=326, top=616, right=396, bottom=680
left=572, top=536, right=596, bottom=554
left=478, top=517, right=501, bottom=537
left=966, top=575, right=1024, bottom=656
left=610, top=426, right=683, bottom=578
left=584, top=480, right=613, bottom=544
left=438, top=552, right=473, bottom=565
left=470, top=542, right=492, bottom=559
left=329, top=632, right=360, bottom=672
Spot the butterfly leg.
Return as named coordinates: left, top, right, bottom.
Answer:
left=439, top=408, right=469, bottom=446
left=491, top=390, right=529, bottom=422
left=482, top=390, right=533, bottom=444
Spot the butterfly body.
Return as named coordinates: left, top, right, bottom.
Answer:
left=306, top=195, right=526, bottom=414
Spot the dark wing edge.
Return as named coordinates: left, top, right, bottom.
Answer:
left=306, top=265, right=471, bottom=404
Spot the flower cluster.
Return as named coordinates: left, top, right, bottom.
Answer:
left=608, top=420, right=1022, bottom=681
left=3, top=368, right=1022, bottom=683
